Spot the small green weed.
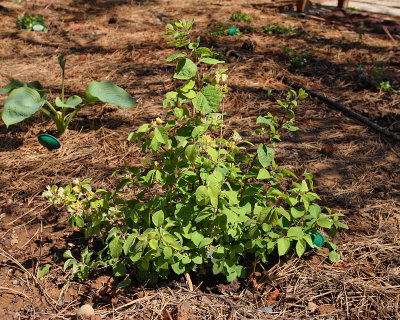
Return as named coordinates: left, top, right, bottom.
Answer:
left=379, top=81, right=399, bottom=93
left=230, top=11, right=253, bottom=22
left=283, top=46, right=314, bottom=68
left=208, top=22, right=242, bottom=37
left=17, top=13, right=46, bottom=31
left=264, top=22, right=298, bottom=35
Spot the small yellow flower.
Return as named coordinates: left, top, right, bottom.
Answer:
left=70, top=201, right=82, bottom=211
left=155, top=117, right=164, bottom=125
left=72, top=186, right=81, bottom=194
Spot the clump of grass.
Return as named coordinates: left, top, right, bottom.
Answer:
left=230, top=11, right=253, bottom=22
left=264, top=22, right=298, bottom=35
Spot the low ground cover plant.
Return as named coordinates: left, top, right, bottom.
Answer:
left=283, top=46, right=316, bottom=68
left=43, top=19, right=347, bottom=285
left=208, top=22, right=242, bottom=37
left=230, top=11, right=253, bottom=22
left=0, top=55, right=136, bottom=135
left=16, top=12, right=47, bottom=31
left=264, top=22, right=298, bottom=35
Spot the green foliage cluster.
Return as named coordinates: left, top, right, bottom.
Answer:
left=0, top=55, right=136, bottom=135
left=43, top=19, right=347, bottom=285
left=208, top=22, right=242, bottom=37
left=264, top=22, right=298, bottom=35
left=357, top=65, right=399, bottom=93
left=230, top=11, right=253, bottom=22
left=17, top=12, right=46, bottom=30
left=283, top=46, right=315, bottom=68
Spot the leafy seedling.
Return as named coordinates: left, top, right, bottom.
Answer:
left=1, top=55, right=137, bottom=135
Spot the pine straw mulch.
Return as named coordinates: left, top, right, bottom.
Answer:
left=0, top=0, right=399, bottom=319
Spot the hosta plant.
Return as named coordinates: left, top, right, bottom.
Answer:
left=44, top=19, right=347, bottom=285
left=1, top=55, right=137, bottom=135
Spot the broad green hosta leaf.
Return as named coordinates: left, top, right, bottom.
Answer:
left=192, top=85, right=223, bottom=114
left=2, top=87, right=46, bottom=127
left=85, top=81, right=137, bottom=108
left=55, top=95, right=82, bottom=108
left=174, top=58, right=197, bottom=80
left=0, top=79, right=44, bottom=95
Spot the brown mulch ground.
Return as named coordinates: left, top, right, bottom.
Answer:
left=0, top=0, right=399, bottom=319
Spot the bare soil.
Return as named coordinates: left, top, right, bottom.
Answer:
left=0, top=0, right=399, bottom=319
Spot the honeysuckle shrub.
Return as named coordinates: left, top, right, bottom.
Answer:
left=43, top=19, right=347, bottom=286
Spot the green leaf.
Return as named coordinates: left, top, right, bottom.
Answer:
left=199, top=58, right=225, bottom=64
left=74, top=215, right=84, bottom=228
left=109, top=236, right=123, bottom=258
left=2, top=87, right=46, bottom=127
left=291, top=207, right=304, bottom=219
left=276, top=206, right=291, bottom=221
left=112, top=262, right=126, bottom=277
left=154, top=126, right=168, bottom=144
left=63, top=250, right=74, bottom=259
left=196, top=185, right=210, bottom=206
left=192, top=256, right=202, bottom=264
left=171, top=261, right=185, bottom=274
left=185, top=145, right=198, bottom=162
left=174, top=58, right=197, bottom=80
left=58, top=54, right=66, bottom=71
left=309, top=204, right=321, bottom=218
left=55, top=95, right=82, bottom=108
left=37, top=264, right=51, bottom=279
left=287, top=226, right=304, bottom=238
left=298, top=88, right=308, bottom=99
left=152, top=210, right=164, bottom=227
left=192, top=91, right=211, bottom=114
left=192, top=124, right=208, bottom=138
left=181, top=80, right=195, bottom=92
left=151, top=137, right=161, bottom=152
left=206, top=147, right=218, bottom=161
left=85, top=81, right=137, bottom=108
left=149, top=239, right=159, bottom=250
left=0, top=79, right=44, bottom=95
left=277, top=238, right=291, bottom=256
left=166, top=53, right=186, bottom=62
left=196, top=47, right=213, bottom=57
left=295, top=239, right=306, bottom=257
left=200, top=86, right=223, bottom=112
left=191, top=232, right=204, bottom=247
left=257, top=144, right=275, bottom=168
left=208, top=183, right=220, bottom=208
left=163, top=246, right=172, bottom=260
left=257, top=168, right=271, bottom=179
left=317, top=216, right=333, bottom=228
left=329, top=251, right=340, bottom=263
left=123, top=233, right=137, bottom=255
left=117, top=278, right=131, bottom=289
left=282, top=123, right=298, bottom=131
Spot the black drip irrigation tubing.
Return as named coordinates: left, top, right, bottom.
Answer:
left=277, top=75, right=400, bottom=144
